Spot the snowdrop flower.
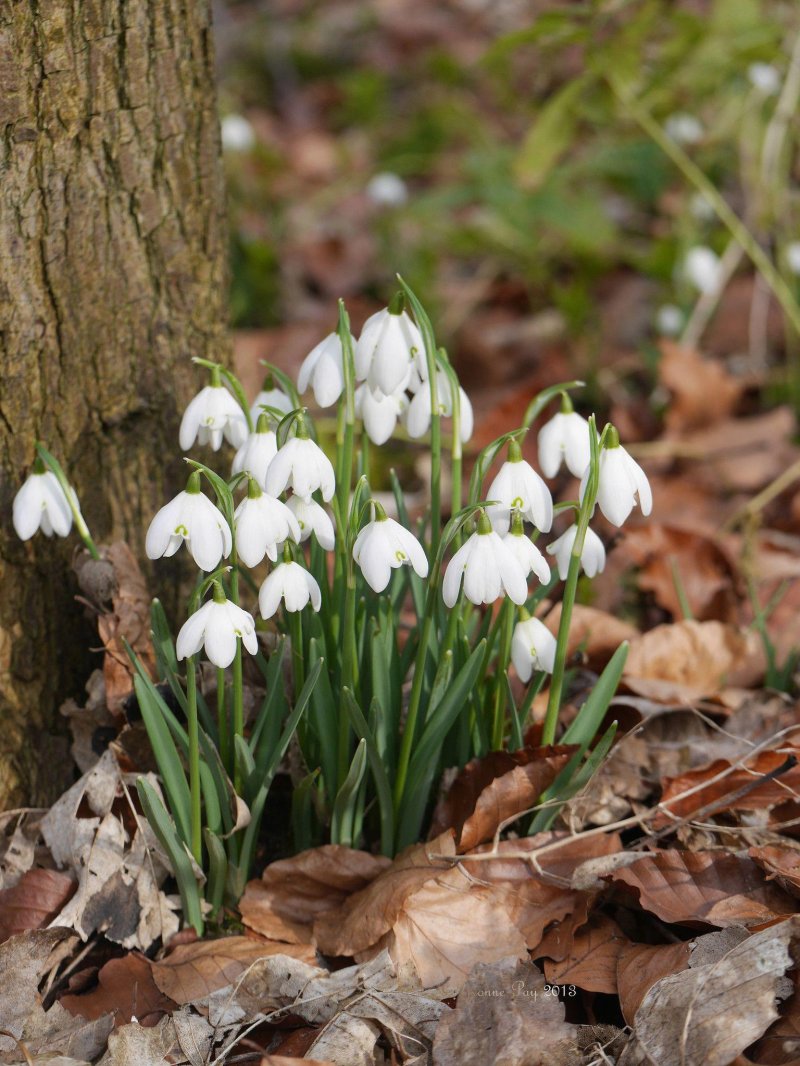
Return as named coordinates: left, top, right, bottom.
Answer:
left=405, top=370, right=474, bottom=444
left=298, top=332, right=352, bottom=408
left=221, top=114, right=255, bottom=152
left=176, top=584, right=258, bottom=669
left=664, top=112, right=703, bottom=145
left=443, top=511, right=528, bottom=608
left=250, top=383, right=293, bottom=425
left=366, top=172, right=408, bottom=207
left=287, top=496, right=335, bottom=550
left=180, top=373, right=248, bottom=452
left=234, top=479, right=301, bottom=567
left=146, top=472, right=231, bottom=571
left=486, top=439, right=552, bottom=535
left=356, top=302, right=422, bottom=396
left=581, top=429, right=652, bottom=527
left=656, top=304, right=684, bottom=336
left=748, top=62, right=781, bottom=96
left=13, top=461, right=77, bottom=540
left=537, top=396, right=592, bottom=479
left=546, top=523, right=606, bottom=580
left=502, top=512, right=550, bottom=584
left=231, top=415, right=278, bottom=490
left=259, top=556, right=322, bottom=618
left=265, top=423, right=336, bottom=502
left=683, top=246, right=722, bottom=295
left=353, top=504, right=428, bottom=593
left=355, top=383, right=407, bottom=445
left=511, top=615, right=557, bottom=680
left=786, top=242, right=800, bottom=275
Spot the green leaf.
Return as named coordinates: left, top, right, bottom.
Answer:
left=307, top=641, right=339, bottom=808
left=259, top=361, right=302, bottom=411
left=561, top=642, right=628, bottom=747
left=515, top=76, right=591, bottom=190
left=342, top=690, right=394, bottom=856
left=133, top=675, right=191, bottom=845
left=529, top=722, right=618, bottom=833
left=137, top=779, right=203, bottom=934
left=203, top=828, right=228, bottom=916
left=331, top=738, right=368, bottom=848
left=291, top=770, right=321, bottom=853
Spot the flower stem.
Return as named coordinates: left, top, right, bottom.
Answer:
left=186, top=655, right=202, bottom=865
left=232, top=639, right=243, bottom=793
left=289, top=608, right=305, bottom=696
left=491, top=598, right=515, bottom=749
left=337, top=570, right=358, bottom=789
left=217, top=667, right=230, bottom=773
left=336, top=301, right=357, bottom=525
left=541, top=550, right=581, bottom=746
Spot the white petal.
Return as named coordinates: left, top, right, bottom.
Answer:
left=12, top=476, right=45, bottom=540
left=204, top=604, right=237, bottom=668
left=265, top=440, right=296, bottom=497
left=443, top=537, right=473, bottom=607
left=176, top=601, right=212, bottom=661
left=405, top=389, right=431, bottom=439
left=304, top=569, right=322, bottom=611
left=258, top=570, right=284, bottom=619
left=391, top=521, right=429, bottom=578
left=179, top=389, right=208, bottom=450
left=146, top=495, right=184, bottom=559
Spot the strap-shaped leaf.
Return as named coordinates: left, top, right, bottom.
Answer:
left=307, top=641, right=339, bottom=807
left=561, top=642, right=628, bottom=747
left=331, top=738, right=368, bottom=848
left=291, top=770, right=321, bottom=853
left=202, top=828, right=228, bottom=916
left=133, top=674, right=191, bottom=845
left=529, top=722, right=618, bottom=833
left=137, top=778, right=204, bottom=934
left=342, top=690, right=394, bottom=856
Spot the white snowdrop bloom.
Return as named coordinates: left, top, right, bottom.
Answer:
left=366, top=172, right=409, bottom=207
left=231, top=418, right=278, bottom=490
left=176, top=590, right=258, bottom=669
left=353, top=507, right=428, bottom=593
left=146, top=473, right=232, bottom=572
left=234, top=481, right=301, bottom=567
left=180, top=381, right=248, bottom=452
left=13, top=466, right=77, bottom=540
left=748, top=62, right=781, bottom=95
left=656, top=304, right=684, bottom=336
left=546, top=523, right=606, bottom=580
left=265, top=429, right=336, bottom=503
left=404, top=370, right=474, bottom=444
left=443, top=512, right=528, bottom=608
left=511, top=616, right=557, bottom=681
left=355, top=383, right=407, bottom=445
left=250, top=386, right=293, bottom=425
left=664, top=112, right=704, bottom=145
left=258, top=560, right=322, bottom=618
left=355, top=306, right=421, bottom=397
left=786, top=242, right=800, bottom=275
left=298, top=332, right=352, bottom=409
left=537, top=402, right=592, bottom=479
left=287, top=495, right=335, bottom=550
left=486, top=440, right=552, bottom=535
left=689, top=192, right=715, bottom=221
left=580, top=432, right=652, bottom=528
left=683, top=246, right=722, bottom=295
left=221, top=114, right=255, bottom=152
left=501, top=517, right=550, bottom=585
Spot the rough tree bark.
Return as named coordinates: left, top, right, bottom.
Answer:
left=0, top=1, right=229, bottom=807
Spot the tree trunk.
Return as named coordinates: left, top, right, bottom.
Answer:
left=0, top=0, right=229, bottom=808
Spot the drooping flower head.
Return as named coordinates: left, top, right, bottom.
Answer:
left=231, top=413, right=278, bottom=490
left=287, top=495, right=335, bottom=551
left=511, top=614, right=557, bottom=681
left=546, top=523, right=606, bottom=581
left=298, top=332, right=353, bottom=409
left=180, top=367, right=248, bottom=452
left=176, top=581, right=258, bottom=669
left=265, top=418, right=336, bottom=503
left=486, top=438, right=552, bottom=535
left=581, top=426, right=652, bottom=528
left=234, top=478, right=301, bottom=567
left=405, top=369, right=474, bottom=444
left=353, top=503, right=429, bottom=593
left=250, top=377, right=293, bottom=426
left=537, top=394, right=593, bottom=479
left=355, top=296, right=422, bottom=396
left=13, top=457, right=77, bottom=541
left=355, top=383, right=407, bottom=445
left=146, top=471, right=231, bottom=572
left=443, top=510, right=528, bottom=608
left=258, top=553, right=322, bottom=618
left=501, top=511, right=550, bottom=585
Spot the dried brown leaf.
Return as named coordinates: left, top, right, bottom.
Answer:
left=616, top=941, right=692, bottom=1024
left=0, top=870, right=76, bottom=944
left=543, top=915, right=627, bottom=993
left=260, top=1057, right=334, bottom=1066
left=660, top=342, right=742, bottom=434
left=59, top=953, right=175, bottom=1027
left=750, top=846, right=800, bottom=897
left=96, top=1017, right=173, bottom=1066
left=0, top=929, right=77, bottom=1054
left=544, top=603, right=639, bottom=668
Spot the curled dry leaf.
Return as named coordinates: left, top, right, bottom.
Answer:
left=97, top=1016, right=173, bottom=1066
left=432, top=958, right=581, bottom=1066
left=240, top=845, right=390, bottom=944
left=616, top=941, right=693, bottom=1025
left=0, top=869, right=76, bottom=944
left=0, top=928, right=77, bottom=1054
left=542, top=915, right=627, bottom=994
left=746, top=973, right=800, bottom=1066
left=543, top=603, right=639, bottom=669
left=59, top=952, right=176, bottom=1027
left=620, top=918, right=800, bottom=1066
left=428, top=746, right=574, bottom=853
left=623, top=620, right=765, bottom=704
left=607, top=851, right=797, bottom=927
left=750, top=845, right=800, bottom=898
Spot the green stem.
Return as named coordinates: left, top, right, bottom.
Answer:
left=541, top=551, right=581, bottom=746
left=336, top=301, right=357, bottom=525
left=337, top=572, right=358, bottom=788
left=232, top=640, right=243, bottom=792
left=186, top=655, right=202, bottom=865
left=217, top=667, right=230, bottom=773
left=394, top=602, right=435, bottom=811
left=289, top=608, right=305, bottom=695
left=35, top=444, right=100, bottom=560
left=491, top=599, right=515, bottom=749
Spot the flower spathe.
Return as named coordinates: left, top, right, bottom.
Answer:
left=259, top=561, right=322, bottom=618
left=486, top=441, right=552, bottom=535
left=234, top=483, right=301, bottom=567
left=287, top=495, right=335, bottom=550
left=353, top=509, right=428, bottom=593
left=355, top=307, right=421, bottom=396
left=405, top=370, right=474, bottom=443
left=298, top=333, right=351, bottom=409
left=511, top=616, right=557, bottom=681
left=231, top=421, right=278, bottom=490
left=443, top=513, right=528, bottom=608
left=581, top=436, right=652, bottom=527
left=355, top=383, right=407, bottom=445
left=180, top=383, right=248, bottom=452
left=13, top=468, right=76, bottom=540
left=146, top=475, right=231, bottom=572
left=176, top=596, right=258, bottom=669
left=265, top=431, right=336, bottom=503
left=538, top=405, right=592, bottom=479
left=547, top=523, right=606, bottom=580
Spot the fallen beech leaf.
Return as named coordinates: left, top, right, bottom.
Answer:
left=544, top=603, right=639, bottom=667
left=622, top=919, right=800, bottom=1066
left=616, top=941, right=692, bottom=1024
left=543, top=915, right=627, bottom=993
left=432, top=958, right=581, bottom=1066
left=13, top=1000, right=115, bottom=1064
left=97, top=1016, right=172, bottom=1065
left=623, top=620, right=765, bottom=703
left=240, top=845, right=389, bottom=944
left=260, top=1057, right=334, bottom=1066
left=60, top=952, right=175, bottom=1026
left=660, top=342, right=742, bottom=434
left=60, top=670, right=117, bottom=773
left=0, top=929, right=77, bottom=1053
left=656, top=748, right=800, bottom=828
left=746, top=974, right=800, bottom=1065
left=428, top=746, right=573, bottom=852
left=151, top=936, right=317, bottom=1005
left=607, top=851, right=796, bottom=927
left=750, top=846, right=800, bottom=897
left=0, top=869, right=76, bottom=943
left=680, top=407, right=797, bottom=495
left=305, top=1016, right=380, bottom=1066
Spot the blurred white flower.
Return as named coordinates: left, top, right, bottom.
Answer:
left=366, top=172, right=408, bottom=207
left=748, top=62, right=781, bottom=96
left=786, top=242, right=800, bottom=275
left=287, top=495, right=335, bottom=550
left=353, top=510, right=428, bottom=593
left=180, top=383, right=248, bottom=452
left=664, top=112, right=704, bottom=145
left=689, top=192, right=715, bottom=221
left=511, top=617, right=557, bottom=680
left=265, top=432, right=336, bottom=502
left=234, top=482, right=301, bottom=567
left=221, top=114, right=255, bottom=152
left=298, top=332, right=355, bottom=409
left=486, top=440, right=552, bottom=534
left=146, top=475, right=231, bottom=572
left=581, top=436, right=652, bottom=527
left=13, top=467, right=76, bottom=540
left=546, top=523, right=606, bottom=580
left=683, top=246, right=722, bottom=295
left=231, top=421, right=278, bottom=490
left=356, top=307, right=421, bottom=396
left=537, top=405, right=592, bottom=479
left=443, top=513, right=528, bottom=608
left=355, top=383, right=407, bottom=445
left=259, top=561, right=322, bottom=617
left=250, top=386, right=293, bottom=425
left=405, top=370, right=474, bottom=443
left=176, top=591, right=258, bottom=669
left=656, top=304, right=684, bottom=336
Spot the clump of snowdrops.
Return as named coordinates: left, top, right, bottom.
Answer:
left=13, top=280, right=651, bottom=933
